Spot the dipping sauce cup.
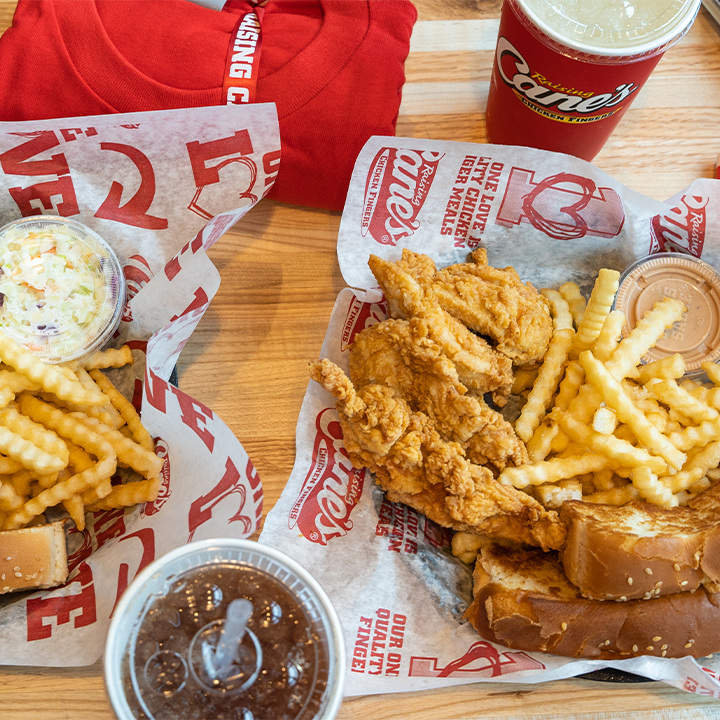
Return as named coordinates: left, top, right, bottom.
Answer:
left=104, top=538, right=346, bottom=720
left=615, top=253, right=720, bottom=378
left=0, top=216, right=125, bottom=365
left=485, top=0, right=702, bottom=160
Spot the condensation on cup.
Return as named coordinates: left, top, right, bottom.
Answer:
left=486, top=0, right=702, bottom=160
left=104, top=539, right=346, bottom=720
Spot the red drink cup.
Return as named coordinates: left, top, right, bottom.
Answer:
left=486, top=0, right=701, bottom=160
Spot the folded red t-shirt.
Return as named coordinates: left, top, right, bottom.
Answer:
left=0, top=0, right=416, bottom=211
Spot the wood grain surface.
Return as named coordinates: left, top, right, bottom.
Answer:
left=2, top=1, right=720, bottom=718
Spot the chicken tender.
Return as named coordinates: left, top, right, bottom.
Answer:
left=398, top=248, right=553, bottom=366
left=368, top=254, right=513, bottom=405
left=309, top=359, right=564, bottom=550
left=349, top=318, right=527, bottom=471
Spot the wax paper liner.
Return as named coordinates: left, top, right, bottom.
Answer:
left=0, top=104, right=279, bottom=665
left=260, top=136, right=720, bottom=699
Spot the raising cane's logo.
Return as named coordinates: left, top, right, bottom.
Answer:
left=496, top=37, right=638, bottom=124
left=289, top=408, right=365, bottom=545
left=650, top=193, right=708, bottom=257
left=142, top=438, right=171, bottom=517
left=341, top=295, right=386, bottom=352
left=409, top=641, right=545, bottom=679
left=362, top=147, right=444, bottom=246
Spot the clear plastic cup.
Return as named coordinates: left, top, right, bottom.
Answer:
left=0, top=216, right=126, bottom=365
left=104, top=539, right=346, bottom=720
left=486, top=0, right=702, bottom=160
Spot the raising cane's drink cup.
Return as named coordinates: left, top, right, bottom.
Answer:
left=105, top=539, right=345, bottom=720
left=485, top=0, right=702, bottom=160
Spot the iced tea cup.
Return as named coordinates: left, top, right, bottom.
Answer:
left=104, top=539, right=346, bottom=720
left=486, top=0, right=702, bottom=160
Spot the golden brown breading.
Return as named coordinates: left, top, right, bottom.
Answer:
left=349, top=318, right=527, bottom=471
left=368, top=253, right=513, bottom=406
left=309, top=359, right=565, bottom=551
left=400, top=248, right=553, bottom=366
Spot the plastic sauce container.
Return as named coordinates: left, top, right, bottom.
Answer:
left=0, top=216, right=125, bottom=365
left=104, top=539, right=346, bottom=720
left=614, top=253, right=720, bottom=377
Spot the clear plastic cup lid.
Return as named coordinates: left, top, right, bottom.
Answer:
left=0, top=216, right=126, bottom=364
left=519, top=0, right=701, bottom=55
left=104, top=539, right=346, bottom=720
left=614, top=252, right=720, bottom=377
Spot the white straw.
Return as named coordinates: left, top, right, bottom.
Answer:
left=213, top=599, right=253, bottom=676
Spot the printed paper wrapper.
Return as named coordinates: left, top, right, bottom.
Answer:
left=0, top=104, right=279, bottom=665
left=260, top=136, right=720, bottom=699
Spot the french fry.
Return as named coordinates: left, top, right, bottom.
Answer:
left=0, top=406, right=69, bottom=464
left=580, top=350, right=687, bottom=471
left=631, top=466, right=678, bottom=508
left=62, top=494, right=86, bottom=531
left=662, top=441, right=720, bottom=493
left=558, top=281, right=586, bottom=328
left=74, top=368, right=121, bottom=427
left=592, top=407, right=618, bottom=435
left=66, top=440, right=96, bottom=473
left=702, top=360, right=720, bottom=387
left=9, top=469, right=34, bottom=497
left=540, top=289, right=574, bottom=331
left=632, top=354, right=685, bottom=383
left=570, top=269, right=620, bottom=359
left=3, top=399, right=117, bottom=529
left=70, top=414, right=163, bottom=479
left=0, top=424, right=67, bottom=475
left=498, top=453, right=608, bottom=488
left=582, top=483, right=639, bottom=505
left=559, top=412, right=668, bottom=475
left=551, top=360, right=579, bottom=406
left=89, top=370, right=155, bottom=452
left=0, top=369, right=40, bottom=394
left=604, top=297, right=686, bottom=381
left=38, top=391, right=118, bottom=430
left=515, top=328, right=574, bottom=442
left=591, top=310, right=626, bottom=362
left=0, top=341, right=157, bottom=533
left=0, top=386, right=14, bottom=410
left=512, top=368, right=539, bottom=395
left=80, top=477, right=113, bottom=505
left=527, top=416, right=560, bottom=463
left=0, top=481, right=24, bottom=513
left=82, top=345, right=133, bottom=371
left=647, top=378, right=719, bottom=424
left=535, top=479, right=582, bottom=508
left=592, top=467, right=620, bottom=492
left=0, top=333, right=106, bottom=406
left=87, top=475, right=161, bottom=511
left=0, top=455, right=22, bottom=475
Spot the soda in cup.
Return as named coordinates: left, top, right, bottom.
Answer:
left=485, top=0, right=702, bottom=160
left=104, top=539, right=346, bottom=720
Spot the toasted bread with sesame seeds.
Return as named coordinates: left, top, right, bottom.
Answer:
left=465, top=542, right=719, bottom=660
left=559, top=481, right=720, bottom=601
left=0, top=521, right=68, bottom=594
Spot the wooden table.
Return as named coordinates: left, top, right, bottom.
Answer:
left=2, top=0, right=720, bottom=718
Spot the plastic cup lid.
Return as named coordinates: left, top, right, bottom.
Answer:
left=104, top=539, right=346, bottom=720
left=0, top=216, right=125, bottom=364
left=614, top=253, right=720, bottom=376
left=519, top=0, right=701, bottom=56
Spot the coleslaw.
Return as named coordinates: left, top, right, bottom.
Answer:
left=0, top=217, right=125, bottom=364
